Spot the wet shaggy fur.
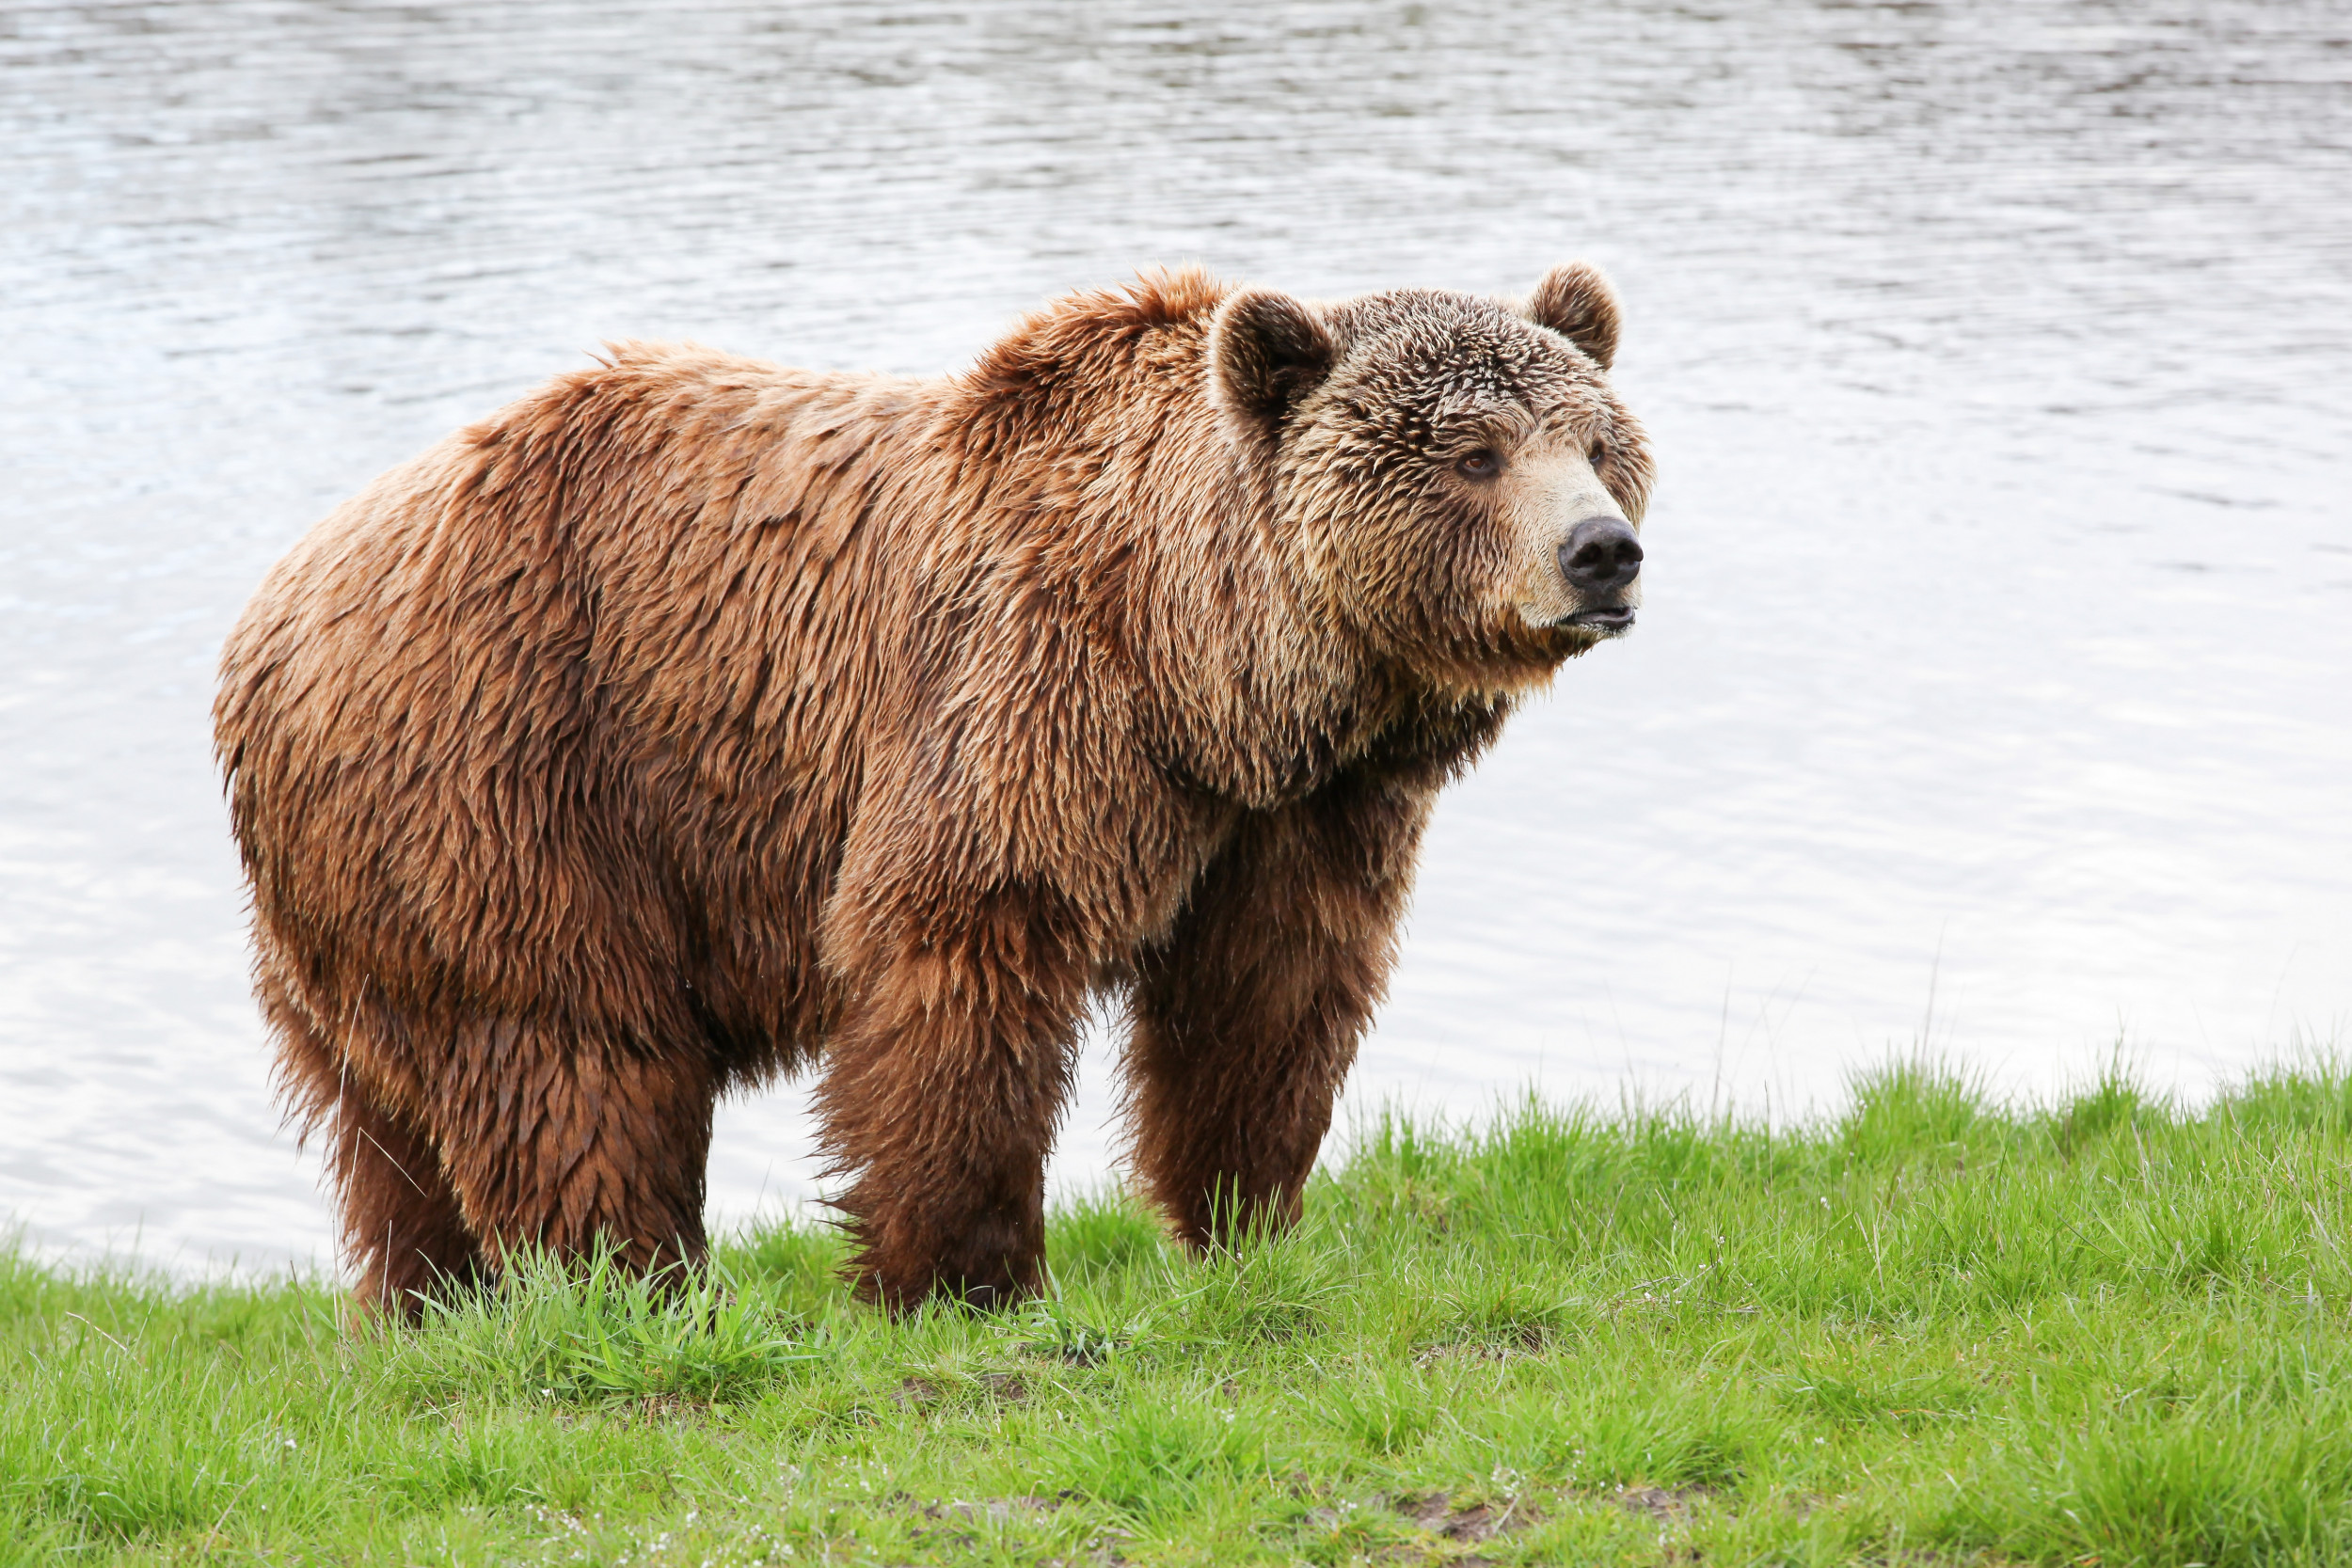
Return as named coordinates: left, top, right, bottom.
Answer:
left=215, top=265, right=1656, bottom=1315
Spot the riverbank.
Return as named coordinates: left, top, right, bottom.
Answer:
left=9, top=1058, right=2352, bottom=1565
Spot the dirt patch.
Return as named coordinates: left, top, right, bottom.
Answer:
left=920, top=1494, right=1060, bottom=1526
left=909, top=1496, right=1087, bottom=1558
left=1609, top=1484, right=1711, bottom=1521
left=1024, top=1339, right=1117, bottom=1367
left=1414, top=1324, right=1549, bottom=1367
left=977, top=1370, right=1028, bottom=1401
left=1394, top=1492, right=1536, bottom=1543
left=894, top=1370, right=1030, bottom=1409
left=596, top=1393, right=710, bottom=1425
left=1295, top=1493, right=1536, bottom=1563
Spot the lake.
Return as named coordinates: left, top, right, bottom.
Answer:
left=4, top=0, right=2346, bottom=1275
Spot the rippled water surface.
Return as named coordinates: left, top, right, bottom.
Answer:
left=5, top=0, right=2348, bottom=1273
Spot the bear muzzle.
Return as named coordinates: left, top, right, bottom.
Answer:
left=1557, top=515, right=1643, bottom=632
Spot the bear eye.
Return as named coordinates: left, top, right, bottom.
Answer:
left=1586, top=437, right=1608, bottom=467
left=1455, top=448, right=1504, bottom=480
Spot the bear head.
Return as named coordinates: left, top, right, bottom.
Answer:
left=1209, top=263, right=1655, bottom=695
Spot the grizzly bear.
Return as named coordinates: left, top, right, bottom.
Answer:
left=215, top=264, right=1653, bottom=1316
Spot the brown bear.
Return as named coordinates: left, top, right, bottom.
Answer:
left=215, top=265, right=1654, bottom=1316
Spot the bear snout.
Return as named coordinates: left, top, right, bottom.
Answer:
left=1554, top=515, right=1643, bottom=632
left=1559, top=515, right=1643, bottom=597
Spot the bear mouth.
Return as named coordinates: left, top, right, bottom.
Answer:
left=1562, top=605, right=1636, bottom=634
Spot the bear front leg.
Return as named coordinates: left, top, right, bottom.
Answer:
left=1126, top=772, right=1433, bottom=1250
left=326, top=1080, right=488, bottom=1320
left=816, top=890, right=1089, bottom=1312
left=429, top=1022, right=720, bottom=1282
left=261, top=963, right=486, bottom=1320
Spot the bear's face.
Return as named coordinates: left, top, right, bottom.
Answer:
left=1211, top=266, right=1654, bottom=693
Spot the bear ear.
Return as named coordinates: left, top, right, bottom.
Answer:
left=1208, top=289, right=1338, bottom=439
left=1524, top=261, right=1622, bottom=371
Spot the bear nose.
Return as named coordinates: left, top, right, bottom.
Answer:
left=1559, top=515, right=1643, bottom=595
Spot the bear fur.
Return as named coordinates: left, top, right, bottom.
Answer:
left=215, top=265, right=1654, bottom=1315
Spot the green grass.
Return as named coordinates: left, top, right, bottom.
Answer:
left=12, top=1054, right=2352, bottom=1564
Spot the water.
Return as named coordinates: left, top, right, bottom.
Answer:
left=4, top=0, right=2347, bottom=1276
